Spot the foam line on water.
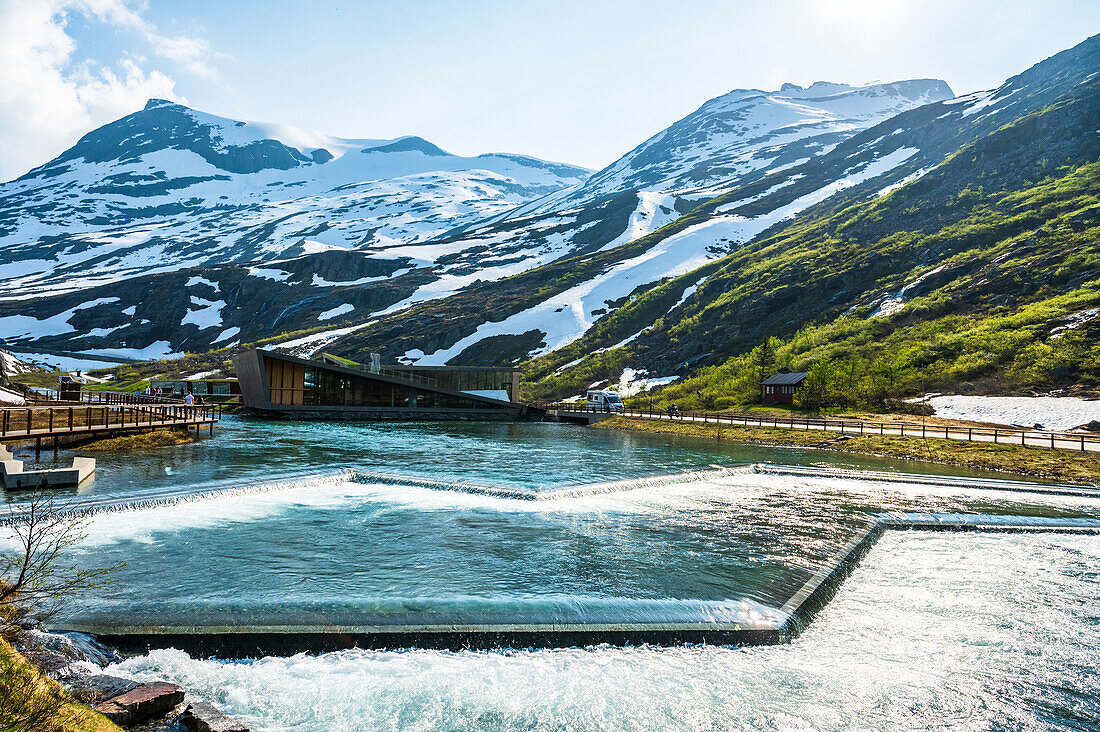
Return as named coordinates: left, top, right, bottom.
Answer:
left=348, top=471, right=539, bottom=500
left=752, top=464, right=1099, bottom=497
left=1, top=465, right=756, bottom=522
left=11, top=459, right=1079, bottom=525
left=538, top=465, right=755, bottom=499
left=0, top=468, right=359, bottom=526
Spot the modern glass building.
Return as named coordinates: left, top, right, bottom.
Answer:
left=233, top=349, right=526, bottom=420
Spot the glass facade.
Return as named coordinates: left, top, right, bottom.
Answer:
left=262, top=356, right=502, bottom=411
left=152, top=380, right=240, bottom=396
left=302, top=365, right=412, bottom=408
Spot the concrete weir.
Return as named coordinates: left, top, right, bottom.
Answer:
left=41, top=465, right=1100, bottom=655
left=4, top=465, right=756, bottom=522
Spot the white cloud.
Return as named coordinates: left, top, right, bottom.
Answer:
left=72, top=0, right=222, bottom=79
left=0, top=0, right=221, bottom=181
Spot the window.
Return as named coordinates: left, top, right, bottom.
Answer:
left=302, top=365, right=410, bottom=407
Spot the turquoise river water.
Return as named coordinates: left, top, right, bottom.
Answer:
left=4, top=416, right=1099, bottom=730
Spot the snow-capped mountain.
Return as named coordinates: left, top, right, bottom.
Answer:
left=323, top=35, right=1099, bottom=371
left=0, top=99, right=589, bottom=300
left=422, top=80, right=954, bottom=281
left=324, top=79, right=955, bottom=333
left=0, top=78, right=953, bottom=361
left=570, top=79, right=952, bottom=201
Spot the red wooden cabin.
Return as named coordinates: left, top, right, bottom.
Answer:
left=762, top=371, right=808, bottom=405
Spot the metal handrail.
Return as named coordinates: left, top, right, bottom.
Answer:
left=531, top=402, right=1100, bottom=452
left=333, top=360, right=441, bottom=388
left=28, top=388, right=185, bottom=405
left=0, top=402, right=221, bottom=438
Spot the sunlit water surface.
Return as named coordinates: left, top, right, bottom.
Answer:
left=7, top=418, right=1099, bottom=728
left=107, top=533, right=1100, bottom=731
left=52, top=470, right=1100, bottom=629
left=6, top=415, right=1038, bottom=501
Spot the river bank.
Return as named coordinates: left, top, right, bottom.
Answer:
left=594, top=417, right=1100, bottom=485
left=0, top=636, right=121, bottom=732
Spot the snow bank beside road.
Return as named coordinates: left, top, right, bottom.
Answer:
left=926, top=395, right=1100, bottom=431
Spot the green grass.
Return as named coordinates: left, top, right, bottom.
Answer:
left=78, top=427, right=204, bottom=451
left=0, top=638, right=122, bottom=732
left=596, top=417, right=1100, bottom=485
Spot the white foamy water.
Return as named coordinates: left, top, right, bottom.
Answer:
left=108, top=533, right=1100, bottom=731
left=4, top=468, right=1094, bottom=553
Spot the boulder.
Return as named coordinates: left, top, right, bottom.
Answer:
left=1085, top=420, right=1100, bottom=433
left=94, top=681, right=184, bottom=725
left=63, top=673, right=140, bottom=705
left=175, top=701, right=250, bottom=732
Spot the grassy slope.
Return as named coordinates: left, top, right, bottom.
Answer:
left=0, top=639, right=121, bottom=732
left=524, top=83, right=1100, bottom=405
left=597, top=417, right=1100, bottom=485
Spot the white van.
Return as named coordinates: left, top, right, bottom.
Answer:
left=587, top=390, right=624, bottom=413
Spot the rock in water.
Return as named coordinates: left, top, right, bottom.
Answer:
left=94, top=681, right=184, bottom=725
left=63, top=673, right=140, bottom=704
left=175, top=701, right=250, bottom=732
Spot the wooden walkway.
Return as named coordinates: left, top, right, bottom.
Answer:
left=535, top=404, right=1100, bottom=453
left=1, top=401, right=220, bottom=448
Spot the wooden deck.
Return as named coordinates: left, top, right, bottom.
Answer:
left=1, top=402, right=220, bottom=448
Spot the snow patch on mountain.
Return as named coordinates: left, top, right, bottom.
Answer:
left=0, top=298, right=119, bottom=339
left=185, top=276, right=220, bottom=291
left=0, top=349, right=36, bottom=376
left=82, top=341, right=183, bottom=361
left=318, top=304, right=355, bottom=321
left=247, top=268, right=291, bottom=282
left=181, top=297, right=226, bottom=329
left=615, top=368, right=680, bottom=398
left=212, top=326, right=240, bottom=344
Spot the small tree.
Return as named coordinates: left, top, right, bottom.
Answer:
left=867, top=352, right=914, bottom=405
left=836, top=354, right=864, bottom=407
left=0, top=490, right=117, bottom=634
left=749, top=337, right=779, bottom=403
left=797, top=359, right=835, bottom=411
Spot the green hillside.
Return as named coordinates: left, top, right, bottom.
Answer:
left=524, top=81, right=1100, bottom=407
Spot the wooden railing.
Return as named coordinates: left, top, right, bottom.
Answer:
left=532, top=403, right=1100, bottom=453
left=28, top=389, right=186, bottom=405
left=0, top=403, right=220, bottom=438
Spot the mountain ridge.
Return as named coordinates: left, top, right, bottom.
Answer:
left=0, top=74, right=949, bottom=361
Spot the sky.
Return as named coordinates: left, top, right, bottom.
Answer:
left=0, top=0, right=1098, bottom=181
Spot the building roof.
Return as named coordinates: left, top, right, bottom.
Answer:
left=762, top=371, right=809, bottom=386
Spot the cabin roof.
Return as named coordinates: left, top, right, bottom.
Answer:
left=762, top=371, right=809, bottom=386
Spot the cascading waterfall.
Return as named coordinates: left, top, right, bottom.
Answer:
left=3, top=461, right=1091, bottom=525
left=2, top=464, right=760, bottom=521
left=0, top=468, right=360, bottom=525
left=751, top=464, right=1099, bottom=497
